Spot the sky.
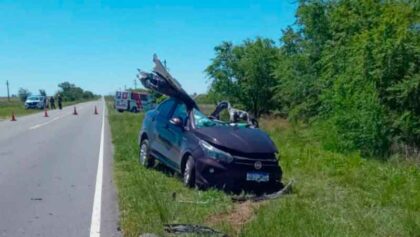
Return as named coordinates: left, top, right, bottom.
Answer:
left=0, top=0, right=297, bottom=97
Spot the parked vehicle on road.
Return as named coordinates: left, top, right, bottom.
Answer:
left=114, top=91, right=151, bottom=113
left=137, top=55, right=284, bottom=193
left=24, top=95, right=46, bottom=109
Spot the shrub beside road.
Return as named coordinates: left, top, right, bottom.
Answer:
left=106, top=98, right=419, bottom=236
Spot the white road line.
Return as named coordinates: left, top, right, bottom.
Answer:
left=29, top=116, right=62, bottom=130
left=27, top=104, right=89, bottom=130
left=90, top=98, right=105, bottom=237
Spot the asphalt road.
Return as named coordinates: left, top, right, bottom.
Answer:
left=0, top=99, right=120, bottom=237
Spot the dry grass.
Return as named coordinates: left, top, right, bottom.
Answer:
left=206, top=201, right=262, bottom=235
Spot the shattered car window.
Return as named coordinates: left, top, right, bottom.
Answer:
left=193, top=109, right=225, bottom=128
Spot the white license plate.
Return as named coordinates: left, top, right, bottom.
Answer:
left=246, top=172, right=269, bottom=182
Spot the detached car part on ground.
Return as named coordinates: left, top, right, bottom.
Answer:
left=136, top=55, right=284, bottom=193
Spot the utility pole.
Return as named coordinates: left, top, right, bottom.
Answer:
left=6, top=80, right=10, bottom=101
left=134, top=79, right=137, bottom=90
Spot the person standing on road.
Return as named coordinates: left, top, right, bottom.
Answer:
left=58, top=94, right=63, bottom=110
left=50, top=96, right=56, bottom=109
left=44, top=96, right=49, bottom=109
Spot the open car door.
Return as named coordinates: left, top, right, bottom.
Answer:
left=137, top=55, right=196, bottom=108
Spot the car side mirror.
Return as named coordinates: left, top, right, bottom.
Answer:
left=169, top=117, right=183, bottom=127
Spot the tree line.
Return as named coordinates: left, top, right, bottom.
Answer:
left=18, top=81, right=97, bottom=102
left=205, top=0, right=419, bottom=157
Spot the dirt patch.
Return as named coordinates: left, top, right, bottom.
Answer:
left=205, top=201, right=262, bottom=235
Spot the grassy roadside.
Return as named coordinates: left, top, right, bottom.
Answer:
left=242, top=119, right=419, bottom=236
left=0, top=97, right=99, bottom=120
left=106, top=99, right=232, bottom=236
left=106, top=98, right=419, bottom=236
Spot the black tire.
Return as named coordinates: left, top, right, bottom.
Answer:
left=139, top=139, right=154, bottom=168
left=183, top=156, right=195, bottom=188
left=117, top=109, right=124, bottom=113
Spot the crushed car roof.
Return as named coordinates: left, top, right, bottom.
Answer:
left=137, top=54, right=197, bottom=108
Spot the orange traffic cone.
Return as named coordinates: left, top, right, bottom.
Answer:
left=44, top=108, right=49, bottom=117
left=11, top=112, right=16, bottom=121
left=73, top=106, right=78, bottom=115
left=94, top=106, right=98, bottom=115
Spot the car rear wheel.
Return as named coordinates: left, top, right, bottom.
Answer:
left=183, top=156, right=195, bottom=188
left=139, top=139, right=154, bottom=168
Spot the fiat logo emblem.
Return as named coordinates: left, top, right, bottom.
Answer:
left=254, top=161, right=262, bottom=170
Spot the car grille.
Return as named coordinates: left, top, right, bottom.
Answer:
left=232, top=155, right=279, bottom=167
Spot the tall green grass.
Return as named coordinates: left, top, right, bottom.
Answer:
left=0, top=98, right=38, bottom=119
left=241, top=119, right=419, bottom=236
left=107, top=99, right=419, bottom=236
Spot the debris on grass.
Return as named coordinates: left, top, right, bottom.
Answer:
left=231, top=180, right=294, bottom=202
left=203, top=181, right=294, bottom=235
left=164, top=224, right=227, bottom=236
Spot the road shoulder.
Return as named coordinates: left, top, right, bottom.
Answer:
left=100, top=106, right=122, bottom=237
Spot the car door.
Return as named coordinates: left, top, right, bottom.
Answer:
left=163, top=101, right=188, bottom=169
left=150, top=99, right=178, bottom=169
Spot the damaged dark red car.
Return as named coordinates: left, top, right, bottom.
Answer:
left=137, top=55, right=284, bottom=193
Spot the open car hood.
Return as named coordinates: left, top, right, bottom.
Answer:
left=193, top=126, right=278, bottom=154
left=137, top=55, right=196, bottom=107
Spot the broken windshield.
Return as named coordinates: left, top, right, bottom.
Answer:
left=193, top=109, right=225, bottom=128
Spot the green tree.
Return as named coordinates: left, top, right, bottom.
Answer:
left=205, top=0, right=419, bottom=156
left=275, top=0, right=419, bottom=156
left=18, top=88, right=31, bottom=102
left=274, top=27, right=320, bottom=120
left=57, top=81, right=96, bottom=101
left=234, top=38, right=278, bottom=117
left=205, top=41, right=240, bottom=104
left=206, top=38, right=278, bottom=117
left=39, top=89, right=46, bottom=96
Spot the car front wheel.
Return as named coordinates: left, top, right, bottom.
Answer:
left=139, top=139, right=154, bottom=168
left=183, top=156, right=195, bottom=188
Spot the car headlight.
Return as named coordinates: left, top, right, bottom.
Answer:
left=199, top=140, right=233, bottom=163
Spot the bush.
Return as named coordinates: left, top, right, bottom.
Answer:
left=18, top=88, right=31, bottom=102
left=57, top=81, right=97, bottom=101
